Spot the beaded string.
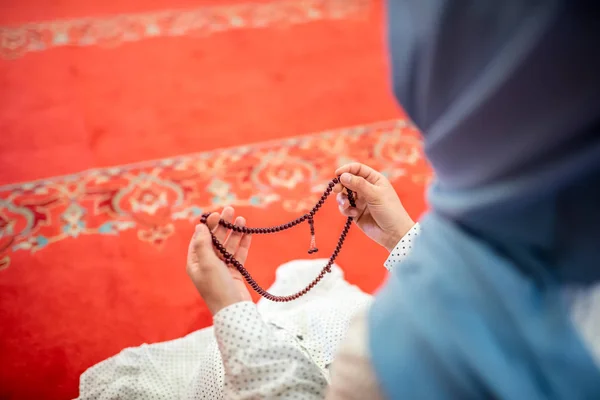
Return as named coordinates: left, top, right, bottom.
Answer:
left=199, top=177, right=356, bottom=302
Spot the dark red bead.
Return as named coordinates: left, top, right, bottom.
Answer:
left=206, top=176, right=355, bottom=302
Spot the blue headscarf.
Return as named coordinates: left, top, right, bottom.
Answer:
left=368, top=1, right=600, bottom=398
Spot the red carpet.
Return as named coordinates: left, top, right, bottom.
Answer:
left=0, top=1, right=431, bottom=398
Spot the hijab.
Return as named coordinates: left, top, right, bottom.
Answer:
left=368, top=1, right=600, bottom=398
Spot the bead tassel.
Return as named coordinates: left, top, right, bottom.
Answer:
left=200, top=177, right=356, bottom=302
left=307, top=215, right=318, bottom=254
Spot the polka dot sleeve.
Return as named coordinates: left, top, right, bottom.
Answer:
left=213, top=301, right=328, bottom=399
left=383, top=223, right=421, bottom=272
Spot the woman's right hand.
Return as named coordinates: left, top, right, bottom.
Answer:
left=334, top=163, right=415, bottom=252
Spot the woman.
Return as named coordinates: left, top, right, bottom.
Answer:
left=78, top=163, right=419, bottom=399
left=183, top=1, right=600, bottom=398
left=81, top=0, right=600, bottom=398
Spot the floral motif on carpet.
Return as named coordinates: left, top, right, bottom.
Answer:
left=0, top=119, right=430, bottom=270
left=0, top=0, right=369, bottom=59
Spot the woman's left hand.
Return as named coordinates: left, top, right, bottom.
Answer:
left=187, top=206, right=252, bottom=315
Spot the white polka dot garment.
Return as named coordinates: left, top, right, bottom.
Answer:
left=77, top=226, right=419, bottom=399
left=78, top=221, right=600, bottom=399
left=384, top=223, right=421, bottom=271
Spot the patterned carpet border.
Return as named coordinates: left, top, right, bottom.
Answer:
left=0, top=0, right=369, bottom=59
left=0, top=119, right=429, bottom=270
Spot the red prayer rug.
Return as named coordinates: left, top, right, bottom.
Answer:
left=0, top=1, right=431, bottom=398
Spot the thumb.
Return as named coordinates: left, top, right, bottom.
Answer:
left=191, top=224, right=221, bottom=269
left=340, top=172, right=377, bottom=202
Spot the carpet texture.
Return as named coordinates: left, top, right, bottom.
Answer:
left=0, top=1, right=430, bottom=398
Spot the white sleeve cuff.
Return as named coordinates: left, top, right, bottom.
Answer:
left=383, top=223, right=421, bottom=271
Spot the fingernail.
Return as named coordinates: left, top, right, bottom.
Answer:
left=341, top=173, right=351, bottom=184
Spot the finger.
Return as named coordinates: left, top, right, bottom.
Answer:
left=333, top=182, right=344, bottom=194
left=224, top=216, right=245, bottom=255
left=206, top=212, right=220, bottom=230
left=188, top=225, right=201, bottom=265
left=338, top=204, right=360, bottom=217
left=337, top=192, right=366, bottom=211
left=335, top=163, right=382, bottom=185
left=212, top=207, right=234, bottom=243
left=337, top=192, right=350, bottom=210
left=339, top=172, right=378, bottom=202
left=189, top=224, right=221, bottom=273
left=234, top=231, right=252, bottom=265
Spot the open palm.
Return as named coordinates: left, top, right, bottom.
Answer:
left=205, top=208, right=252, bottom=302
left=187, top=206, right=253, bottom=315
